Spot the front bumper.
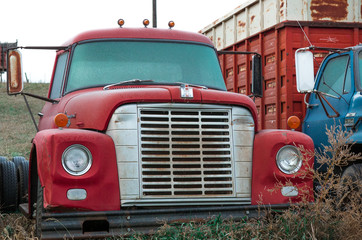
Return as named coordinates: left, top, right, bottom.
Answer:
left=23, top=203, right=290, bottom=239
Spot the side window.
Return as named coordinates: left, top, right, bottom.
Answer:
left=317, top=54, right=350, bottom=97
left=50, top=52, right=69, bottom=99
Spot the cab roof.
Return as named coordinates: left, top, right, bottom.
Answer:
left=63, top=28, right=214, bottom=47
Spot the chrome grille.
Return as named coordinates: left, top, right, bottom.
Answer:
left=139, top=107, right=234, bottom=198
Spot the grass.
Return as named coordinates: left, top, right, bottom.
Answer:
left=0, top=82, right=49, bottom=158
left=0, top=83, right=361, bottom=239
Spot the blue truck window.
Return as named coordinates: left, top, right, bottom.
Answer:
left=317, top=54, right=350, bottom=97
left=50, top=52, right=69, bottom=99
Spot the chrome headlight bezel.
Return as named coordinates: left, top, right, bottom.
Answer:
left=62, top=144, right=92, bottom=176
left=276, top=145, right=302, bottom=174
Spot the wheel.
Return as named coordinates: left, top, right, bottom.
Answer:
left=337, top=163, right=362, bottom=208
left=0, top=160, right=18, bottom=212
left=12, top=156, right=26, bottom=169
left=35, top=178, right=44, bottom=238
left=11, top=156, right=28, bottom=204
left=0, top=156, right=6, bottom=205
left=18, top=161, right=29, bottom=204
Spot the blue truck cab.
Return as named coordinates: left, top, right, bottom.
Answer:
left=295, top=45, right=362, bottom=175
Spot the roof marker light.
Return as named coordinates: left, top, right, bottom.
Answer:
left=118, top=19, right=125, bottom=28
left=168, top=21, right=175, bottom=29
left=143, top=19, right=150, bottom=28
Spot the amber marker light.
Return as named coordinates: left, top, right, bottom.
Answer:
left=118, top=19, right=125, bottom=27
left=55, top=113, right=69, bottom=128
left=168, top=21, right=175, bottom=29
left=287, top=116, right=301, bottom=130
left=143, top=19, right=150, bottom=27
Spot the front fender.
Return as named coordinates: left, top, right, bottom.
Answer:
left=252, top=130, right=314, bottom=205
left=32, top=129, right=120, bottom=211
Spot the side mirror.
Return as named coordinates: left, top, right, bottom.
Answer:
left=295, top=49, right=315, bottom=93
left=251, top=54, right=262, bottom=97
left=7, top=49, right=23, bottom=94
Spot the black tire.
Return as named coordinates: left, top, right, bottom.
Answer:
left=11, top=156, right=27, bottom=204
left=0, top=161, right=18, bottom=212
left=18, top=161, right=29, bottom=204
left=337, top=163, right=362, bottom=208
left=12, top=156, right=26, bottom=169
left=35, top=178, right=43, bottom=238
left=0, top=156, right=6, bottom=205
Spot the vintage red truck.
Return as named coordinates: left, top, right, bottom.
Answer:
left=5, top=20, right=314, bottom=239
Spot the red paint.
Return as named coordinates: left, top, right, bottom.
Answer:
left=39, top=86, right=259, bottom=132
left=63, top=28, right=213, bottom=47
left=252, top=130, right=314, bottom=205
left=33, top=129, right=120, bottom=211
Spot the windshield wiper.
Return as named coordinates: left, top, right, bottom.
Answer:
left=174, top=82, right=208, bottom=89
left=103, top=79, right=154, bottom=90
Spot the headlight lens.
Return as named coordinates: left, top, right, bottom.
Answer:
left=62, top=144, right=92, bottom=176
left=276, top=145, right=302, bottom=174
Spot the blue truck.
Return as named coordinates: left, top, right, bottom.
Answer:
left=295, top=45, right=362, bottom=180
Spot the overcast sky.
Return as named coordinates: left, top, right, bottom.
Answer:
left=1, top=0, right=247, bottom=82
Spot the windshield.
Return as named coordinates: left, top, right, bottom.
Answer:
left=317, top=54, right=351, bottom=97
left=65, top=41, right=226, bottom=92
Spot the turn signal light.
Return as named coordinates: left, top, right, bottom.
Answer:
left=143, top=19, right=150, bottom=27
left=55, top=113, right=69, bottom=128
left=287, top=116, right=301, bottom=130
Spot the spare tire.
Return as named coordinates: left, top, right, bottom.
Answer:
left=0, top=161, right=18, bottom=212
left=17, top=161, right=29, bottom=204
left=12, top=156, right=26, bottom=169
left=0, top=157, right=7, bottom=204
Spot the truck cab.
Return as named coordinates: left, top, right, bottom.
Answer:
left=6, top=22, right=314, bottom=239
left=295, top=45, right=362, bottom=171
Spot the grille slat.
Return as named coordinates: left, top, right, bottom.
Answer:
left=140, top=107, right=233, bottom=198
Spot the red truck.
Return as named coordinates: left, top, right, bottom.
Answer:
left=5, top=20, right=314, bottom=239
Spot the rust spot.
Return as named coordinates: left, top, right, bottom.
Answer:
left=238, top=20, right=246, bottom=27
left=310, top=0, right=348, bottom=21
left=250, top=15, right=255, bottom=23
left=280, top=0, right=284, bottom=8
left=280, top=10, right=284, bottom=17
left=217, top=37, right=222, bottom=48
left=209, top=36, right=213, bottom=41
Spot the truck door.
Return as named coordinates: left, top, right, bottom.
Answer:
left=303, top=52, right=354, bottom=157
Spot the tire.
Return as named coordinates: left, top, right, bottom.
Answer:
left=337, top=163, right=362, bottom=208
left=35, top=178, right=43, bottom=238
left=12, top=156, right=26, bottom=169
left=18, top=161, right=29, bottom=204
left=0, top=161, right=18, bottom=212
left=0, top=156, right=6, bottom=205
left=11, top=156, right=28, bottom=204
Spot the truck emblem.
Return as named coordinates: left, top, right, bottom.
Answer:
left=180, top=84, right=194, bottom=99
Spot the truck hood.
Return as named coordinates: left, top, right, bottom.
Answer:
left=56, top=86, right=258, bottom=132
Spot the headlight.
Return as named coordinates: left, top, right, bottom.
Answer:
left=276, top=145, right=302, bottom=174
left=62, top=144, right=92, bottom=176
